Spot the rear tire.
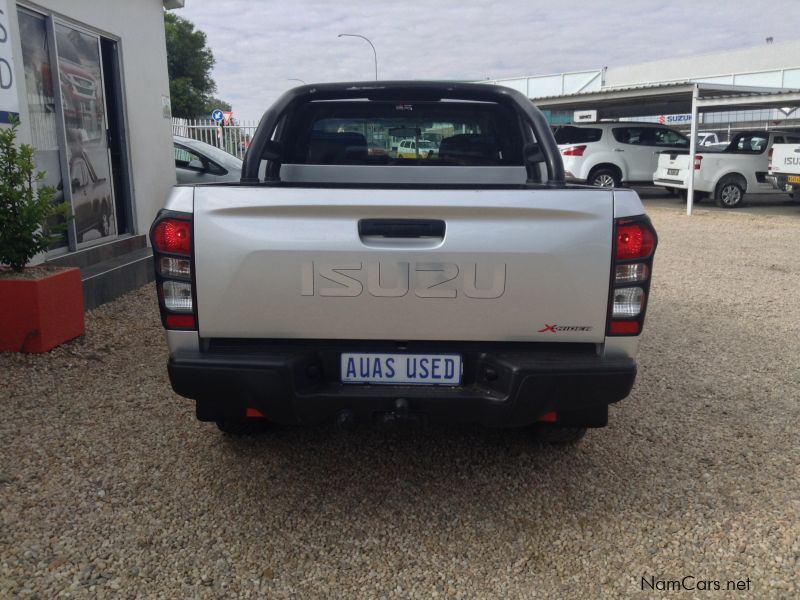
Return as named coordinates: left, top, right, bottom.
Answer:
left=215, top=419, right=270, bottom=435
left=587, top=168, right=620, bottom=188
left=714, top=176, right=746, bottom=208
left=532, top=424, right=587, bottom=444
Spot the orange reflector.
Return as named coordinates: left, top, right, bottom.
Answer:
left=165, top=314, right=196, bottom=329
left=609, top=320, right=640, bottom=335
left=538, top=412, right=557, bottom=423
left=245, top=407, right=265, bottom=418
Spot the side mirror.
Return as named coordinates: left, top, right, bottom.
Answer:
left=206, top=162, right=226, bottom=176
left=187, top=158, right=205, bottom=171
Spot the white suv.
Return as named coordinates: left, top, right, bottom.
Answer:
left=553, top=122, right=689, bottom=187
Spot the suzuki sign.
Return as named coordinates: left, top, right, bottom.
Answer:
left=657, top=114, right=693, bottom=125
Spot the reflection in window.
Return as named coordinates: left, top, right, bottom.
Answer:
left=18, top=10, right=67, bottom=248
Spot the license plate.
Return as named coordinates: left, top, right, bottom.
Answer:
left=788, top=175, right=800, bottom=184
left=667, top=168, right=680, bottom=176
left=341, top=353, right=462, bottom=385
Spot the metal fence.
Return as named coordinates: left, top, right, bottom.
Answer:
left=172, top=118, right=259, bottom=160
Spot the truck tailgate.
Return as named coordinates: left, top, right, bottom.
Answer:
left=193, top=187, right=614, bottom=343
left=771, top=144, right=800, bottom=175
left=654, top=151, right=691, bottom=186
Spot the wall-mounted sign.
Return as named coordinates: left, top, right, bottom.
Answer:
left=574, top=109, right=597, bottom=123
left=0, top=0, right=20, bottom=124
left=657, top=114, right=692, bottom=125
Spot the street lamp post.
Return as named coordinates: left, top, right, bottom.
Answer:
left=338, top=33, right=378, bottom=80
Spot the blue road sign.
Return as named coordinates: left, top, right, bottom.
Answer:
left=211, top=109, right=224, bottom=123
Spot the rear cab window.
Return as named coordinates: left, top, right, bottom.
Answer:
left=726, top=132, right=769, bottom=153
left=284, top=101, right=525, bottom=167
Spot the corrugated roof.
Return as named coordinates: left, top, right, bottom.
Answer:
left=528, top=81, right=800, bottom=118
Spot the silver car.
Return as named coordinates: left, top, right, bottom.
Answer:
left=173, top=135, right=242, bottom=184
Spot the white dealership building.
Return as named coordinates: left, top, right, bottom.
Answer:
left=1, top=0, right=181, bottom=307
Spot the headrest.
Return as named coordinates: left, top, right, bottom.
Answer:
left=307, top=131, right=367, bottom=164
left=438, top=134, right=499, bottom=163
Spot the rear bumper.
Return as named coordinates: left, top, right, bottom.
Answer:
left=167, top=340, right=637, bottom=428
left=766, top=174, right=794, bottom=191
left=654, top=177, right=686, bottom=189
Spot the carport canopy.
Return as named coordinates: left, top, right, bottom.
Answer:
left=531, top=82, right=800, bottom=214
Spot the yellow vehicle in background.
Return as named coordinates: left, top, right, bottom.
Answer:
left=395, top=138, right=439, bottom=159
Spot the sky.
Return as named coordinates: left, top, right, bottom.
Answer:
left=174, top=0, right=800, bottom=122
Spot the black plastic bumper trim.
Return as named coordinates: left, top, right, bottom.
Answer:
left=167, top=343, right=636, bottom=428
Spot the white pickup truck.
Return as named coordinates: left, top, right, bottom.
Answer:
left=150, top=82, right=658, bottom=442
left=654, top=130, right=800, bottom=208
left=767, top=143, right=800, bottom=199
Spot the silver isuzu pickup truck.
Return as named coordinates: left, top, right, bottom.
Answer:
left=150, top=82, right=658, bottom=442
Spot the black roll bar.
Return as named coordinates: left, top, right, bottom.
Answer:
left=241, top=81, right=565, bottom=184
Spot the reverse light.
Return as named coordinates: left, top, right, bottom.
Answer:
left=693, top=154, right=703, bottom=170
left=162, top=281, right=194, bottom=312
left=615, top=263, right=648, bottom=284
left=560, top=145, right=586, bottom=157
left=616, top=223, right=655, bottom=260
left=612, top=287, right=644, bottom=318
left=159, top=256, right=191, bottom=279
left=152, top=218, right=191, bottom=255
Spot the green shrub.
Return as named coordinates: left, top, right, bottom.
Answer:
left=0, top=119, right=67, bottom=272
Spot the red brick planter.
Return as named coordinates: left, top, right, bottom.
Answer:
left=0, top=267, right=85, bottom=353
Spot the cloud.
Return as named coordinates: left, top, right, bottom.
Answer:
left=175, top=0, right=800, bottom=121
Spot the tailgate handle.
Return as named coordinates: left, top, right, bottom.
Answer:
left=358, top=219, right=445, bottom=239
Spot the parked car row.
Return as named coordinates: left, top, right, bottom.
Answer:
left=555, top=122, right=800, bottom=208
left=554, top=122, right=690, bottom=187
left=655, top=130, right=800, bottom=207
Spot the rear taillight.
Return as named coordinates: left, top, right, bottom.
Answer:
left=152, top=219, right=191, bottom=255
left=608, top=217, right=657, bottom=336
left=615, top=223, right=655, bottom=261
left=768, top=147, right=773, bottom=171
left=561, top=145, right=586, bottom=157
left=693, top=154, right=703, bottom=170
left=150, top=212, right=196, bottom=330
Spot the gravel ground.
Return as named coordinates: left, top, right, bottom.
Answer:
left=1, top=201, right=799, bottom=598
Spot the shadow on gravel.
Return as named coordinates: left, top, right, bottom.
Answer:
left=192, top=423, right=621, bottom=532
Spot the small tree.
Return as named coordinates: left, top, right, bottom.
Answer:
left=165, top=13, right=217, bottom=118
left=0, top=120, right=66, bottom=272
